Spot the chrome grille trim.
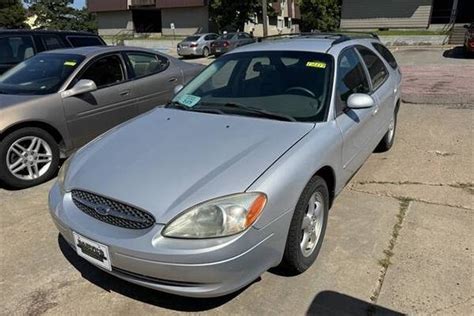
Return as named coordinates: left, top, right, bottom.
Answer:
left=71, top=190, right=155, bottom=229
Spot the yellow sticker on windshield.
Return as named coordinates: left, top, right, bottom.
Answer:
left=64, top=61, right=77, bottom=67
left=306, top=61, right=326, bottom=69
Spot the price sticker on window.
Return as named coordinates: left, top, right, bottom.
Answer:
left=306, top=61, right=326, bottom=69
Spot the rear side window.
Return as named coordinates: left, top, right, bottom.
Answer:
left=372, top=43, right=398, bottom=69
left=40, top=35, right=64, bottom=50
left=336, top=48, right=371, bottom=115
left=356, top=46, right=389, bottom=90
left=67, top=36, right=103, bottom=47
left=0, top=36, right=35, bottom=64
left=126, top=52, right=169, bottom=77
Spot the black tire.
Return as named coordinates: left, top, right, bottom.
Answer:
left=281, top=175, right=329, bottom=274
left=375, top=105, right=399, bottom=153
left=0, top=127, right=60, bottom=189
left=202, top=47, right=210, bottom=57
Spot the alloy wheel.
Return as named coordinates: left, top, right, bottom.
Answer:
left=300, top=191, right=325, bottom=257
left=6, top=136, right=53, bottom=181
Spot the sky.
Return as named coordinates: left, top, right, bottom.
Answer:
left=73, top=0, right=85, bottom=9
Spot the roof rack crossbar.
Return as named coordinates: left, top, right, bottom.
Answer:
left=257, top=31, right=379, bottom=43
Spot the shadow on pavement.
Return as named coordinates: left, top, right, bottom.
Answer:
left=58, top=235, right=252, bottom=312
left=307, top=291, right=405, bottom=316
left=442, top=46, right=472, bottom=59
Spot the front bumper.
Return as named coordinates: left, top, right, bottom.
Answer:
left=48, top=183, right=289, bottom=297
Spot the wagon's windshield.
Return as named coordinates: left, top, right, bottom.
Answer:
left=0, top=53, right=84, bottom=95
left=171, top=50, right=333, bottom=122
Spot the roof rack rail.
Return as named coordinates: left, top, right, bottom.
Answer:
left=257, top=31, right=379, bottom=44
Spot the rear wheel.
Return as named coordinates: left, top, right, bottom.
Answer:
left=281, top=175, right=329, bottom=274
left=376, top=105, right=399, bottom=152
left=202, top=47, right=210, bottom=57
left=0, top=127, right=59, bottom=189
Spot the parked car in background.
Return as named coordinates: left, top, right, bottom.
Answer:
left=0, top=46, right=203, bottom=189
left=48, top=33, right=401, bottom=298
left=0, top=30, right=106, bottom=75
left=177, top=33, right=219, bottom=58
left=211, top=32, right=256, bottom=57
left=464, top=22, right=474, bottom=56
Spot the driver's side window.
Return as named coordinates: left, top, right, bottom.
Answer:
left=336, top=48, right=370, bottom=116
left=78, top=55, right=125, bottom=89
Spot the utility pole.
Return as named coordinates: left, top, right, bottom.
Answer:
left=262, top=0, right=268, bottom=37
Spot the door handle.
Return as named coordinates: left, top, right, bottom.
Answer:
left=168, top=77, right=178, bottom=83
left=119, top=90, right=130, bottom=96
left=372, top=106, right=379, bottom=116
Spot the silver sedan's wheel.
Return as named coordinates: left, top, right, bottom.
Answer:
left=1, top=127, right=59, bottom=189
left=386, top=117, right=395, bottom=144
left=6, top=136, right=53, bottom=180
left=300, top=191, right=325, bottom=257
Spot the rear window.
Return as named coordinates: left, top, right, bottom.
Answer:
left=67, top=36, right=103, bottom=47
left=0, top=35, right=35, bottom=64
left=184, top=36, right=200, bottom=42
left=372, top=43, right=398, bottom=69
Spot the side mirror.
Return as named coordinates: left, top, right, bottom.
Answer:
left=61, top=79, right=97, bottom=98
left=347, top=93, right=375, bottom=109
left=174, top=84, right=184, bottom=95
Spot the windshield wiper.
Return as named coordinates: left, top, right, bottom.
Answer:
left=166, top=101, right=225, bottom=115
left=200, top=102, right=296, bottom=122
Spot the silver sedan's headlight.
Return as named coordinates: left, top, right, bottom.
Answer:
left=57, top=155, right=73, bottom=194
left=162, top=192, right=267, bottom=239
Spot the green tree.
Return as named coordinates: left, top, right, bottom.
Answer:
left=297, top=0, right=341, bottom=32
left=25, top=0, right=97, bottom=32
left=0, top=0, right=29, bottom=29
left=209, top=0, right=273, bottom=33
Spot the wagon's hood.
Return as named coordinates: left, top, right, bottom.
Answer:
left=67, top=108, right=314, bottom=223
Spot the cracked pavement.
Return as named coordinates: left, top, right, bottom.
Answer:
left=1, top=50, right=473, bottom=315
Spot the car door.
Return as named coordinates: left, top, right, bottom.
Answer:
left=123, top=51, right=183, bottom=113
left=63, top=53, right=138, bottom=148
left=356, top=45, right=394, bottom=139
left=334, top=47, right=378, bottom=176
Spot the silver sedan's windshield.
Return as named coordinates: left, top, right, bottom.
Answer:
left=172, top=51, right=334, bottom=122
left=0, top=53, right=84, bottom=95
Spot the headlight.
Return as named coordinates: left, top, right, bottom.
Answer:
left=162, top=192, right=267, bottom=239
left=57, top=155, right=73, bottom=194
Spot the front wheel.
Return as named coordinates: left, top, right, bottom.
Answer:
left=0, top=127, right=60, bottom=189
left=281, top=175, right=329, bottom=274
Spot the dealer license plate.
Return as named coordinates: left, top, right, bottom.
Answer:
left=73, top=232, right=112, bottom=271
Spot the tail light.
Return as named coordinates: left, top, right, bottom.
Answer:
left=223, top=41, right=230, bottom=47
left=190, top=43, right=198, bottom=48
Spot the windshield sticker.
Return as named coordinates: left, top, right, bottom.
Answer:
left=178, top=94, right=201, bottom=107
left=306, top=61, right=327, bottom=69
left=64, top=61, right=77, bottom=67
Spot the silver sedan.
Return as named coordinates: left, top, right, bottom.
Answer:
left=177, top=33, right=219, bottom=58
left=0, top=46, right=203, bottom=189
left=49, top=34, right=401, bottom=297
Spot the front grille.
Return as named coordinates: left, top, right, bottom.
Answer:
left=71, top=190, right=155, bottom=229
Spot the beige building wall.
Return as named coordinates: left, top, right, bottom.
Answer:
left=340, top=0, right=432, bottom=29
left=161, top=7, right=209, bottom=36
left=96, top=11, right=134, bottom=36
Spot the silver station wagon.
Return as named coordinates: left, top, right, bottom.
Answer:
left=49, top=33, right=401, bottom=297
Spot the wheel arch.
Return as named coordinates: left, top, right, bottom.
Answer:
left=313, top=166, right=336, bottom=208
left=0, top=121, right=65, bottom=150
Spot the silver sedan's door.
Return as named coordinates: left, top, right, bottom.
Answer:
left=124, top=52, right=183, bottom=113
left=334, top=47, right=379, bottom=177
left=63, top=54, right=138, bottom=148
